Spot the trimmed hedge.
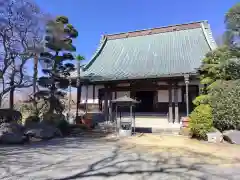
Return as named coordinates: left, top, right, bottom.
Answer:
left=189, top=104, right=213, bottom=140
left=209, top=80, right=240, bottom=132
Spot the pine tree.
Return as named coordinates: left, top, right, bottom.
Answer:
left=225, top=2, right=240, bottom=56
left=37, top=16, right=78, bottom=115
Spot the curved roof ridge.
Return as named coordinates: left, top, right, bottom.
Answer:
left=83, top=35, right=107, bottom=71
left=106, top=20, right=207, bottom=40
left=200, top=21, right=217, bottom=50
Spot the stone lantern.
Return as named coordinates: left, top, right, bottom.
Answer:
left=111, top=95, right=139, bottom=136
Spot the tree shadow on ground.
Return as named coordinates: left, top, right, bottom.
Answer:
left=0, top=136, right=118, bottom=179
left=52, top=144, right=240, bottom=180
left=0, top=137, right=239, bottom=180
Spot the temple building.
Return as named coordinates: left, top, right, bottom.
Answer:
left=70, top=21, right=217, bottom=125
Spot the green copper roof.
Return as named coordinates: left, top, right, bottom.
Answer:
left=77, top=21, right=217, bottom=81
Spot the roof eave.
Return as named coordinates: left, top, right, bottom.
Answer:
left=70, top=72, right=199, bottom=83
left=200, top=21, right=217, bottom=50
left=83, top=35, right=108, bottom=71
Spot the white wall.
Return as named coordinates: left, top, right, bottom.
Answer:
left=80, top=85, right=131, bottom=104
left=117, top=91, right=130, bottom=98
left=157, top=90, right=168, bottom=102
left=87, top=85, right=93, bottom=103
left=157, top=89, right=182, bottom=102
left=80, top=85, right=87, bottom=103
left=80, top=85, right=104, bottom=104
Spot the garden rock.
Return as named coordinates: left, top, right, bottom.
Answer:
left=207, top=130, right=223, bottom=143
left=24, top=122, right=62, bottom=140
left=223, top=130, right=240, bottom=144
left=0, top=122, right=26, bottom=144
left=25, top=128, right=54, bottom=140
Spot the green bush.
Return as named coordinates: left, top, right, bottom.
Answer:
left=189, top=104, right=213, bottom=140
left=25, top=116, right=40, bottom=123
left=24, top=116, right=40, bottom=127
left=42, top=113, right=65, bottom=125
left=41, top=113, right=70, bottom=135
left=221, top=58, right=240, bottom=80
left=192, top=95, right=209, bottom=106
left=56, top=119, right=70, bottom=135
left=69, top=124, right=89, bottom=130
left=209, top=80, right=240, bottom=132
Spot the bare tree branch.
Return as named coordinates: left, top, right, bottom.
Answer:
left=0, top=0, right=47, bottom=108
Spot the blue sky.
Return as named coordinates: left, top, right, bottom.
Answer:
left=34, top=0, right=239, bottom=63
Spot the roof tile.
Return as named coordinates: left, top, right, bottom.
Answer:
left=72, top=21, right=217, bottom=81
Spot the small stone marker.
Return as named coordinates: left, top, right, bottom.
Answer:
left=207, top=130, right=223, bottom=143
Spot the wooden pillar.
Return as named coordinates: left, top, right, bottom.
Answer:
left=93, top=84, right=95, bottom=103
left=181, top=86, right=185, bottom=103
left=104, top=85, right=109, bottom=122
left=98, top=89, right=103, bottom=111
left=168, top=82, right=173, bottom=123
left=184, top=74, right=190, bottom=116
left=174, top=83, right=179, bottom=123
left=130, top=91, right=136, bottom=100
left=108, top=88, right=113, bottom=122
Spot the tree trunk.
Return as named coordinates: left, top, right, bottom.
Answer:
left=76, top=60, right=80, bottom=118
left=67, top=78, right=72, bottom=121
left=0, top=96, right=2, bottom=108
left=33, top=54, right=38, bottom=96
left=9, top=80, right=14, bottom=109
left=49, top=56, right=57, bottom=114
left=33, top=54, right=38, bottom=114
left=9, top=59, right=15, bottom=109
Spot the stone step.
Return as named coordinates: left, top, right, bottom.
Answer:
left=134, top=127, right=180, bottom=135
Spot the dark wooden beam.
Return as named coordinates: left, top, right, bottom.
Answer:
left=109, top=85, right=170, bottom=92
left=168, top=82, right=173, bottom=123
left=85, top=85, right=88, bottom=112
left=174, top=83, right=179, bottom=123
left=181, top=86, right=185, bottom=103
left=108, top=89, right=113, bottom=122
left=130, top=82, right=136, bottom=99
left=93, top=84, right=95, bottom=103
left=104, top=85, right=109, bottom=121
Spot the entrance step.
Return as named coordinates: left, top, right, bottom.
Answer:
left=135, top=127, right=180, bottom=135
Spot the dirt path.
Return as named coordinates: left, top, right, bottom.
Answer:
left=121, top=134, right=240, bottom=164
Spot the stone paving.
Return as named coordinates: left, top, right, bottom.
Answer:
left=0, top=137, right=240, bottom=180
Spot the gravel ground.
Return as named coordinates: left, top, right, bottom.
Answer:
left=0, top=137, right=240, bottom=180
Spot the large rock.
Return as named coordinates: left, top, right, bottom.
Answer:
left=223, top=130, right=240, bottom=144
left=0, top=122, right=27, bottom=144
left=25, top=128, right=55, bottom=140
left=24, top=121, right=62, bottom=140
